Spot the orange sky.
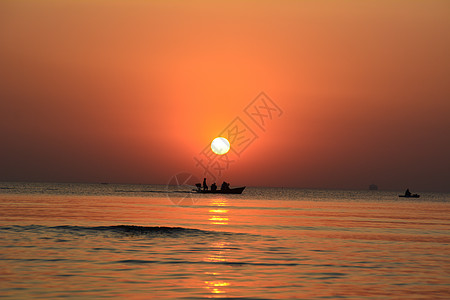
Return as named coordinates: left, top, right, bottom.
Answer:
left=1, top=1, right=449, bottom=191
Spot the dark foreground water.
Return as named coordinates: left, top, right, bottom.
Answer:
left=0, top=182, right=449, bottom=299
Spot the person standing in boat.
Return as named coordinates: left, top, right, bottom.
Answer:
left=211, top=183, right=217, bottom=192
left=203, top=178, right=208, bottom=191
left=405, top=188, right=411, bottom=197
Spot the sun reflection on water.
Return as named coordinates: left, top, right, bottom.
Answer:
left=204, top=280, right=230, bottom=296
left=203, top=248, right=232, bottom=297
left=204, top=241, right=230, bottom=263
left=202, top=198, right=233, bottom=297
left=209, top=198, right=228, bottom=207
left=208, top=198, right=229, bottom=225
left=208, top=215, right=229, bottom=225
left=209, top=209, right=228, bottom=214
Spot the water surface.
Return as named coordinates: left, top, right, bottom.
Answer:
left=1, top=183, right=449, bottom=299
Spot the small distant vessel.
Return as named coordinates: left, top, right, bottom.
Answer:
left=399, top=188, right=420, bottom=198
left=194, top=185, right=246, bottom=194
left=369, top=184, right=378, bottom=190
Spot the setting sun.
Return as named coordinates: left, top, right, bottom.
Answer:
left=211, top=137, right=230, bottom=155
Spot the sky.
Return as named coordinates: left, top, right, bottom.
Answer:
left=1, top=0, right=449, bottom=192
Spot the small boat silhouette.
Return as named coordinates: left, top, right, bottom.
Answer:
left=398, top=188, right=420, bottom=198
left=194, top=183, right=245, bottom=194
left=369, top=184, right=378, bottom=190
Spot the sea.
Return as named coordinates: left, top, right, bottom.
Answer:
left=0, top=182, right=449, bottom=299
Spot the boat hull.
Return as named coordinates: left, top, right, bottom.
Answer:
left=398, top=194, right=420, bottom=198
left=195, top=187, right=246, bottom=194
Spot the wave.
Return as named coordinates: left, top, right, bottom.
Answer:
left=113, top=259, right=302, bottom=267
left=0, top=224, right=237, bottom=238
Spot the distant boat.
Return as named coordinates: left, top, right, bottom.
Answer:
left=399, top=188, right=420, bottom=198
left=399, top=194, right=420, bottom=198
left=369, top=184, right=378, bottom=190
left=194, top=186, right=246, bottom=194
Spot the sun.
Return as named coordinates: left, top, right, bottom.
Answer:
left=211, top=137, right=230, bottom=155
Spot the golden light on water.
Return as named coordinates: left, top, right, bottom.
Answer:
left=209, top=215, right=229, bottom=225
left=203, top=199, right=232, bottom=297
left=210, top=198, right=228, bottom=206
left=203, top=242, right=231, bottom=296
left=204, top=281, right=230, bottom=294
left=208, top=199, right=230, bottom=225
left=209, top=209, right=228, bottom=214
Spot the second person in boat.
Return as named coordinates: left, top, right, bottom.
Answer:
left=221, top=181, right=230, bottom=191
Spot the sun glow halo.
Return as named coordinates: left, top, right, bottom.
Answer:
left=211, top=137, right=230, bottom=155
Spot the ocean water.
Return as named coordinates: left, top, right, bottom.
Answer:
left=0, top=182, right=449, bottom=299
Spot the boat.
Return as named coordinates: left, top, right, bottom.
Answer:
left=369, top=184, right=378, bottom=190
left=194, top=186, right=246, bottom=194
left=398, top=194, right=420, bottom=198
left=399, top=188, right=420, bottom=198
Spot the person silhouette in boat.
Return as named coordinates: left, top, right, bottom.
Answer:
left=221, top=181, right=230, bottom=191
left=405, top=188, right=411, bottom=197
left=203, top=178, right=208, bottom=191
left=211, top=182, right=217, bottom=192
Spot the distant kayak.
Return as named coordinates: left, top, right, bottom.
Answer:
left=399, top=188, right=420, bottom=198
left=398, top=194, right=420, bottom=198
left=195, top=186, right=246, bottom=194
